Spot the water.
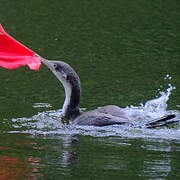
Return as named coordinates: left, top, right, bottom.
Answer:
left=1, top=0, right=180, bottom=179
left=5, top=82, right=180, bottom=140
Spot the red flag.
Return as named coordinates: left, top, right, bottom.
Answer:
left=0, top=25, right=41, bottom=70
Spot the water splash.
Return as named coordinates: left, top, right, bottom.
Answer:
left=124, top=79, right=176, bottom=126
left=4, top=75, right=180, bottom=139
left=144, top=84, right=175, bottom=116
left=33, top=103, right=52, bottom=108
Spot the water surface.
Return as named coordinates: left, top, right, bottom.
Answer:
left=0, top=0, right=180, bottom=179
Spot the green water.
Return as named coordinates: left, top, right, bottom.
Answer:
left=0, top=0, right=180, bottom=179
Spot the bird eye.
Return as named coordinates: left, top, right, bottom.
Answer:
left=53, top=64, right=58, bottom=68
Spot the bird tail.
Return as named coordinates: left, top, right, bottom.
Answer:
left=145, top=114, right=179, bottom=128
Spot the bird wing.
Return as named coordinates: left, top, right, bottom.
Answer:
left=73, top=111, right=130, bottom=126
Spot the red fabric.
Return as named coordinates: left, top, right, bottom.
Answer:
left=0, top=24, right=41, bottom=70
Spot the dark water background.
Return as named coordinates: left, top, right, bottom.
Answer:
left=0, top=0, right=180, bottom=179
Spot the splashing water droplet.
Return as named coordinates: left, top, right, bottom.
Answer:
left=125, top=75, right=176, bottom=125
left=33, top=103, right=52, bottom=108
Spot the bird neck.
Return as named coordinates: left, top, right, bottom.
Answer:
left=62, top=80, right=81, bottom=120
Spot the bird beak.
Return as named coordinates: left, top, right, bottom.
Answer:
left=41, top=58, right=53, bottom=70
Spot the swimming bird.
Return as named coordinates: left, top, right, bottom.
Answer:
left=41, top=59, right=177, bottom=127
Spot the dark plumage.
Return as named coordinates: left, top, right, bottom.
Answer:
left=41, top=58, right=177, bottom=127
